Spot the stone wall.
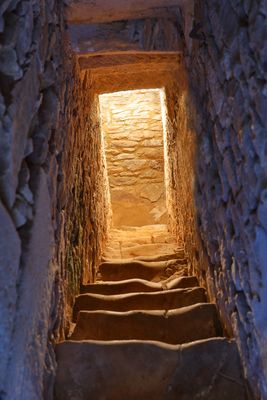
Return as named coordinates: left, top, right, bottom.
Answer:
left=171, top=1, right=267, bottom=398
left=0, top=1, right=64, bottom=397
left=0, top=1, right=109, bottom=398
left=100, top=89, right=167, bottom=227
left=163, top=72, right=210, bottom=285
left=55, top=65, right=110, bottom=340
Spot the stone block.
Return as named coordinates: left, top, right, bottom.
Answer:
left=15, top=2, right=34, bottom=65
left=220, top=2, right=239, bottom=47
left=1, top=54, right=41, bottom=206
left=0, top=46, right=23, bottom=79
left=0, top=201, right=21, bottom=394
left=5, top=169, right=55, bottom=399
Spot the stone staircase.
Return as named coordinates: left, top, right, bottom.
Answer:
left=55, top=225, right=249, bottom=399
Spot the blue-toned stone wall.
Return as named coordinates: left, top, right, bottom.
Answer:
left=174, top=2, right=267, bottom=398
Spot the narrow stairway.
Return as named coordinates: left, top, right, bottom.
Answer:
left=55, top=225, right=249, bottom=399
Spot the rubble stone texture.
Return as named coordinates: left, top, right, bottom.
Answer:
left=0, top=0, right=266, bottom=399
left=0, top=1, right=109, bottom=398
left=176, top=2, right=267, bottom=399
left=100, top=89, right=167, bottom=226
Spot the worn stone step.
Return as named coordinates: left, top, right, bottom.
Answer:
left=111, top=239, right=177, bottom=249
left=71, top=303, right=222, bottom=344
left=98, top=259, right=186, bottom=282
left=102, top=251, right=185, bottom=263
left=55, top=338, right=248, bottom=400
left=103, top=243, right=180, bottom=259
left=73, top=287, right=206, bottom=319
left=111, top=238, right=154, bottom=246
left=107, top=235, right=177, bottom=247
left=108, top=231, right=176, bottom=244
left=134, top=252, right=185, bottom=262
left=81, top=276, right=199, bottom=295
left=109, top=224, right=169, bottom=237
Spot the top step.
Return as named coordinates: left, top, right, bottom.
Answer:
left=102, top=251, right=186, bottom=263
left=103, top=225, right=183, bottom=260
left=103, top=243, right=183, bottom=259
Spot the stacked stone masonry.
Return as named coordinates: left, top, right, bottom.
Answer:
left=175, top=1, right=267, bottom=399
left=142, top=2, right=267, bottom=398
left=0, top=1, right=109, bottom=398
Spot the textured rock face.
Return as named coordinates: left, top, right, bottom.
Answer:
left=57, top=66, right=110, bottom=324
left=5, top=170, right=55, bottom=399
left=100, top=89, right=167, bottom=226
left=0, top=1, right=66, bottom=397
left=0, top=1, right=109, bottom=398
left=164, top=1, right=267, bottom=398
left=0, top=203, right=20, bottom=393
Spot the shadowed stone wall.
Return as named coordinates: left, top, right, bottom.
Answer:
left=100, top=89, right=167, bottom=227
left=0, top=1, right=109, bottom=398
left=0, top=1, right=66, bottom=397
left=166, top=2, right=267, bottom=398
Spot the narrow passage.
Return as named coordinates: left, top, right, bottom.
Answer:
left=55, top=93, right=248, bottom=398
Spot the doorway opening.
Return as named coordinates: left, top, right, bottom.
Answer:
left=99, top=88, right=170, bottom=229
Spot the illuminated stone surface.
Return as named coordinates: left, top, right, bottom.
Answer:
left=100, top=89, right=167, bottom=226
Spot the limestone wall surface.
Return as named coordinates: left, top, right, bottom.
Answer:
left=100, top=89, right=167, bottom=227
left=0, top=1, right=109, bottom=398
left=174, top=1, right=267, bottom=398
left=163, top=73, right=209, bottom=280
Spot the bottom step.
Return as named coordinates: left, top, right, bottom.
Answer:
left=55, top=338, right=248, bottom=400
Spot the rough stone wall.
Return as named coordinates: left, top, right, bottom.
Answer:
left=0, top=1, right=65, bottom=397
left=56, top=65, right=110, bottom=336
left=174, top=1, right=267, bottom=398
left=161, top=82, right=185, bottom=242
left=0, top=1, right=109, bottom=399
left=163, top=74, right=210, bottom=286
left=100, top=89, right=167, bottom=227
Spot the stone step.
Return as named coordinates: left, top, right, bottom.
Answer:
left=55, top=338, right=248, bottom=400
left=109, top=224, right=169, bottom=236
left=73, top=287, right=206, bottom=320
left=98, top=259, right=187, bottom=282
left=103, top=243, right=180, bottom=259
left=71, top=303, right=222, bottom=344
left=107, top=234, right=177, bottom=246
left=81, top=276, right=199, bottom=295
left=101, top=251, right=185, bottom=263
left=134, top=252, right=185, bottom=262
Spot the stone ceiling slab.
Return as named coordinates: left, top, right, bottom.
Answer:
left=65, top=0, right=182, bottom=23
left=78, top=53, right=181, bottom=70
left=68, top=17, right=183, bottom=55
left=91, top=68, right=181, bottom=94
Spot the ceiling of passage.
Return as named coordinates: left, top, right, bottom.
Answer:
left=65, top=0, right=185, bottom=93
